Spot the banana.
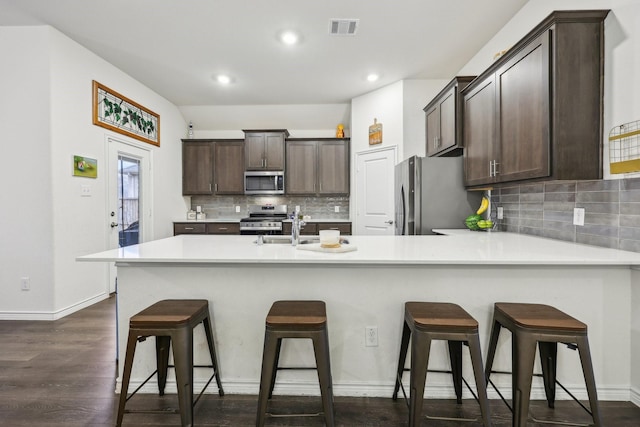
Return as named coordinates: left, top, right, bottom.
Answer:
left=476, top=197, right=489, bottom=215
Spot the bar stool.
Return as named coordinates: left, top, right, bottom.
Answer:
left=256, top=300, right=335, bottom=427
left=392, top=302, right=492, bottom=426
left=116, top=299, right=224, bottom=427
left=485, top=302, right=602, bottom=427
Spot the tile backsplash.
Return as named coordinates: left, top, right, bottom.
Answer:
left=491, top=178, right=640, bottom=253
left=191, top=195, right=350, bottom=220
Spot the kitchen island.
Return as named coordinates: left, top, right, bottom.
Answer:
left=78, top=232, right=640, bottom=405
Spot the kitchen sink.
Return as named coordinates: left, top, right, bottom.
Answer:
left=254, top=235, right=350, bottom=245
left=255, top=235, right=320, bottom=245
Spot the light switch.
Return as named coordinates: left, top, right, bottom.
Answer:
left=334, top=206, right=340, bottom=213
left=235, top=206, right=241, bottom=213
left=80, top=185, right=92, bottom=197
left=573, top=208, right=585, bottom=226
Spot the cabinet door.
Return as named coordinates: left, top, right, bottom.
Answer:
left=286, top=141, right=317, bottom=194
left=264, top=134, right=285, bottom=170
left=438, top=88, right=456, bottom=152
left=182, top=141, right=213, bottom=195
left=496, top=32, right=550, bottom=182
left=214, top=141, right=244, bottom=194
left=425, top=104, right=441, bottom=157
left=174, top=223, right=207, bottom=235
left=244, top=134, right=265, bottom=170
left=207, top=222, right=240, bottom=234
left=463, top=75, right=496, bottom=187
left=318, top=140, right=349, bottom=195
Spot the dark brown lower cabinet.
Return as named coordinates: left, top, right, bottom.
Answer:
left=174, top=222, right=240, bottom=235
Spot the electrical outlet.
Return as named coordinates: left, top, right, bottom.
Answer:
left=295, top=205, right=300, bottom=213
left=497, top=207, right=504, bottom=220
left=20, top=277, right=30, bottom=291
left=573, top=208, right=585, bottom=226
left=365, top=326, right=378, bottom=347
left=334, top=206, right=340, bottom=213
left=235, top=205, right=241, bottom=213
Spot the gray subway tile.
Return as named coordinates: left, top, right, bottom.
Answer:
left=544, top=192, right=576, bottom=202
left=545, top=182, right=576, bottom=193
left=500, top=194, right=520, bottom=203
left=542, top=228, right=575, bottom=242
left=500, top=186, right=520, bottom=195
left=575, top=233, right=619, bottom=249
left=544, top=211, right=573, bottom=222
left=576, top=191, right=619, bottom=203
left=520, top=226, right=545, bottom=237
left=620, top=202, right=640, bottom=215
left=619, top=239, right=640, bottom=253
left=520, top=209, right=544, bottom=220
left=574, top=202, right=620, bottom=214
left=521, top=192, right=544, bottom=202
left=585, top=212, right=619, bottom=226
left=520, top=218, right=543, bottom=228
left=621, top=177, right=640, bottom=191
left=543, top=220, right=576, bottom=233
left=577, top=224, right=618, bottom=238
left=620, top=190, right=640, bottom=202
left=520, top=183, right=544, bottom=194
left=544, top=201, right=576, bottom=212
left=577, top=180, right=620, bottom=192
left=619, top=226, right=640, bottom=240
left=619, top=214, right=640, bottom=227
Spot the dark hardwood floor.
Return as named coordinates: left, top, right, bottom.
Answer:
left=1, top=295, right=639, bottom=426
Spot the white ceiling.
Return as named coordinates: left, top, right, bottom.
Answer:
left=0, top=0, right=528, bottom=107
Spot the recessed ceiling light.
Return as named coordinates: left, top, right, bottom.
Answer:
left=217, top=75, right=231, bottom=85
left=366, top=74, right=379, bottom=82
left=280, top=31, right=299, bottom=45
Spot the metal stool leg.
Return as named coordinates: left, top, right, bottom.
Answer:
left=447, top=340, right=463, bottom=404
left=409, top=330, right=431, bottom=427
left=313, top=329, right=335, bottom=427
left=485, top=319, right=502, bottom=384
left=202, top=316, right=224, bottom=396
left=538, top=341, right=557, bottom=408
left=268, top=338, right=282, bottom=399
left=256, top=330, right=278, bottom=427
left=116, top=331, right=139, bottom=427
left=576, top=336, right=603, bottom=427
left=393, top=321, right=411, bottom=400
left=513, top=332, right=537, bottom=427
left=467, top=333, right=492, bottom=427
left=156, top=335, right=171, bottom=396
left=172, top=328, right=194, bottom=427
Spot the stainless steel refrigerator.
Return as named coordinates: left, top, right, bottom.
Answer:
left=395, top=155, right=482, bottom=235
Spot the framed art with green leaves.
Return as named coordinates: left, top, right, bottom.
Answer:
left=92, top=80, right=160, bottom=146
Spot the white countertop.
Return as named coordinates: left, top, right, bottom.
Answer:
left=78, top=230, right=640, bottom=266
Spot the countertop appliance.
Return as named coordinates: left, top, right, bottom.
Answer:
left=395, top=155, right=481, bottom=235
left=244, top=171, right=285, bottom=195
left=240, top=204, right=288, bottom=235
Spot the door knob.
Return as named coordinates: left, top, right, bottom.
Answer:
left=110, top=222, right=119, bottom=228
left=385, top=220, right=394, bottom=225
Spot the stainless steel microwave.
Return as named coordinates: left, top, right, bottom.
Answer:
left=244, top=171, right=285, bottom=195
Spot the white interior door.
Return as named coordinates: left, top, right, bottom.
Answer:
left=355, top=146, right=397, bottom=235
left=106, top=137, right=152, bottom=293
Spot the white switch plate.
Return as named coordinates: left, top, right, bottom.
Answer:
left=235, top=206, right=241, bottom=213
left=295, top=205, right=300, bottom=213
left=80, top=185, right=92, bottom=197
left=497, top=207, right=504, bottom=220
left=334, top=206, right=340, bottom=213
left=573, top=208, right=585, bottom=226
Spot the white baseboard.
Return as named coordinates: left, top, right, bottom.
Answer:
left=0, top=293, right=109, bottom=320
left=115, top=377, right=635, bottom=402
left=631, top=386, right=640, bottom=407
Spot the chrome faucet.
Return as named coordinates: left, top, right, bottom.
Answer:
left=291, top=214, right=305, bottom=246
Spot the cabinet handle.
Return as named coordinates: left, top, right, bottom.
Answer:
left=218, top=227, right=228, bottom=231
left=185, top=227, right=194, bottom=230
left=215, top=183, right=218, bottom=192
left=489, top=160, right=493, bottom=177
left=264, top=158, right=267, bottom=168
left=209, top=183, right=212, bottom=191
left=493, top=161, right=499, bottom=176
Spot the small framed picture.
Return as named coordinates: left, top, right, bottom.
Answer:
left=73, top=155, right=97, bottom=178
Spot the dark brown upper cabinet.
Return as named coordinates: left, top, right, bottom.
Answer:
left=182, top=140, right=214, bottom=195
left=286, top=138, right=350, bottom=196
left=462, top=10, right=608, bottom=188
left=213, top=140, right=245, bottom=195
left=243, top=130, right=289, bottom=170
left=424, top=76, right=475, bottom=157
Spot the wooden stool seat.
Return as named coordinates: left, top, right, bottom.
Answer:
left=393, top=302, right=491, bottom=426
left=116, top=299, right=224, bottom=427
left=257, top=300, right=334, bottom=427
left=485, top=302, right=602, bottom=427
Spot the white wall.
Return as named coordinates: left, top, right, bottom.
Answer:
left=458, top=0, right=640, bottom=179
left=632, top=268, right=640, bottom=405
left=0, top=27, right=55, bottom=314
left=0, top=26, right=188, bottom=319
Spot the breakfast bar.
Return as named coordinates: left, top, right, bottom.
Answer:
left=79, top=231, right=640, bottom=404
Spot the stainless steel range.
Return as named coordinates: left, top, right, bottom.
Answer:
left=239, top=204, right=288, bottom=235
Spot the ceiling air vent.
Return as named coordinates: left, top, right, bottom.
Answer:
left=329, top=19, right=359, bottom=36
